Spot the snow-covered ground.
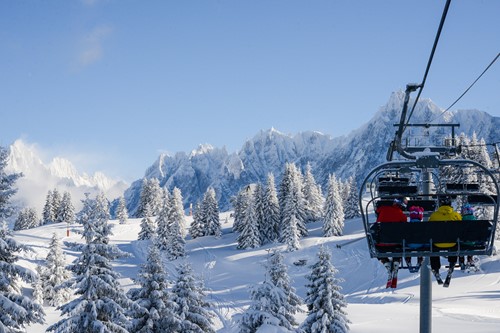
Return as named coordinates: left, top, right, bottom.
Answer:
left=14, top=211, right=500, bottom=333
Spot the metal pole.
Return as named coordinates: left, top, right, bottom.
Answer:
left=420, top=170, right=433, bottom=333
left=420, top=257, right=431, bottom=333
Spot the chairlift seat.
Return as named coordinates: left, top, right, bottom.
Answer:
left=467, top=194, right=498, bottom=205
left=378, top=185, right=418, bottom=195
left=446, top=183, right=480, bottom=191
left=368, top=220, right=493, bottom=257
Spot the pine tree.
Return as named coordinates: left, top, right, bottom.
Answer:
left=14, top=207, right=39, bottom=230
left=128, top=243, right=182, bottom=333
left=232, top=186, right=252, bottom=234
left=116, top=196, right=129, bottom=224
left=156, top=193, right=172, bottom=250
left=32, top=265, right=45, bottom=305
left=56, top=191, right=75, bottom=225
left=75, top=192, right=96, bottom=225
left=171, top=262, right=215, bottom=333
left=300, top=246, right=350, bottom=333
left=303, top=162, right=324, bottom=223
left=139, top=202, right=156, bottom=241
left=48, top=194, right=131, bottom=333
left=51, top=188, right=62, bottom=222
left=137, top=178, right=163, bottom=217
left=169, top=187, right=186, bottom=238
left=189, top=202, right=205, bottom=239
left=0, top=146, right=22, bottom=221
left=42, top=190, right=55, bottom=225
left=236, top=192, right=261, bottom=250
left=262, top=173, right=280, bottom=243
left=252, top=183, right=267, bottom=243
left=165, top=189, right=186, bottom=260
left=323, top=174, right=345, bottom=237
left=203, top=188, right=221, bottom=238
left=266, top=250, right=302, bottom=328
left=41, top=233, right=72, bottom=307
left=239, top=249, right=302, bottom=332
left=279, top=163, right=308, bottom=239
left=343, top=176, right=361, bottom=220
left=0, top=220, right=45, bottom=330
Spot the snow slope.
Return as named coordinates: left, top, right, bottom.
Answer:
left=14, top=209, right=500, bottom=333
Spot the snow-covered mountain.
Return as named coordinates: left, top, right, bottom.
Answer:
left=124, top=91, right=500, bottom=214
left=6, top=139, right=128, bottom=215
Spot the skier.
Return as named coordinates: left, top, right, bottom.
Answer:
left=404, top=205, right=424, bottom=272
left=459, top=204, right=478, bottom=271
left=429, top=196, right=462, bottom=287
left=375, top=198, right=407, bottom=288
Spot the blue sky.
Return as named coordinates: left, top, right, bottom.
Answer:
left=1, top=0, right=498, bottom=182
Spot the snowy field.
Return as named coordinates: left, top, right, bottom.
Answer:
left=14, top=211, right=500, bottom=333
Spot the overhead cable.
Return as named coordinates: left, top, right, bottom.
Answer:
left=404, top=0, right=452, bottom=130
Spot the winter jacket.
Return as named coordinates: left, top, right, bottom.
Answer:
left=375, top=205, right=407, bottom=247
left=376, top=205, right=408, bottom=223
left=429, top=205, right=462, bottom=248
left=462, top=214, right=477, bottom=245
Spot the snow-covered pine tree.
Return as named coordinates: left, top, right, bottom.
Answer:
left=75, top=192, right=94, bottom=225
left=203, top=187, right=221, bottom=238
left=262, top=173, right=280, bottom=243
left=169, top=187, right=186, bottom=238
left=165, top=188, right=186, bottom=260
left=279, top=163, right=308, bottom=239
left=138, top=202, right=156, bottom=241
left=56, top=191, right=75, bottom=225
left=42, top=190, right=55, bottom=225
left=0, top=146, right=22, bottom=221
left=303, top=162, right=324, bottom=223
left=231, top=186, right=252, bottom=234
left=251, top=183, right=268, bottom=244
left=137, top=178, right=163, bottom=218
left=41, top=233, right=72, bottom=307
left=236, top=191, right=261, bottom=250
left=323, top=174, right=345, bottom=237
left=14, top=207, right=39, bottom=230
left=343, top=176, right=361, bottom=220
left=128, top=242, right=182, bottom=333
left=171, top=262, right=215, bottom=333
left=48, top=193, right=131, bottom=333
left=116, top=196, right=129, bottom=224
left=189, top=201, right=205, bottom=239
left=156, top=193, right=172, bottom=250
left=51, top=188, right=62, bottom=222
left=300, top=245, right=350, bottom=333
left=0, top=147, right=45, bottom=329
left=32, top=265, right=44, bottom=305
left=239, top=280, right=287, bottom=333
left=266, top=250, right=302, bottom=328
left=239, top=249, right=301, bottom=332
left=284, top=215, right=300, bottom=252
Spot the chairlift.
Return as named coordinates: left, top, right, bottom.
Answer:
left=360, top=156, right=499, bottom=262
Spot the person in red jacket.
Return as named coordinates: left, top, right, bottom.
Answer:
left=375, top=198, right=408, bottom=282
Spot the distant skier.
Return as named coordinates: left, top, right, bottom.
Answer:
left=375, top=198, right=408, bottom=288
left=429, top=196, right=462, bottom=287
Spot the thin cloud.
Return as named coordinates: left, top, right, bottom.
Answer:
left=76, top=25, right=113, bottom=68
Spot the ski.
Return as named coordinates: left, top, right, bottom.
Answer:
left=432, top=269, right=443, bottom=285
left=443, top=267, right=454, bottom=288
left=384, top=262, right=393, bottom=289
left=390, top=261, right=400, bottom=289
